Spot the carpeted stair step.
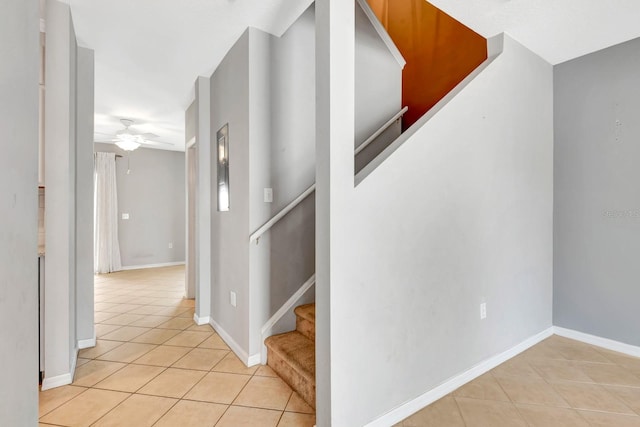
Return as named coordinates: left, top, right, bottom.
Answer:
left=265, top=330, right=315, bottom=409
left=294, top=303, right=315, bottom=341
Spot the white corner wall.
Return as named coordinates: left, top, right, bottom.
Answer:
left=326, top=35, right=554, bottom=426
left=0, top=0, right=39, bottom=422
left=43, top=0, right=80, bottom=389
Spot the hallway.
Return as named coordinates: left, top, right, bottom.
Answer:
left=38, top=266, right=315, bottom=426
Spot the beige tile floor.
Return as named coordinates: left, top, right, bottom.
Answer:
left=396, top=335, right=640, bottom=426
left=40, top=265, right=640, bottom=426
left=39, top=266, right=315, bottom=427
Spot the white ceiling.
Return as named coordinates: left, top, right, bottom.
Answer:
left=64, top=0, right=313, bottom=151
left=63, top=0, right=640, bottom=152
left=430, top=0, right=640, bottom=65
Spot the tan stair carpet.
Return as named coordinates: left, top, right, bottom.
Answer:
left=265, top=303, right=316, bottom=409
left=266, top=331, right=316, bottom=409
left=294, top=303, right=315, bottom=342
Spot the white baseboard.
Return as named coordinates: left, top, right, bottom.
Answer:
left=365, top=327, right=554, bottom=427
left=41, top=347, right=79, bottom=391
left=41, top=372, right=73, bottom=391
left=78, top=329, right=96, bottom=349
left=209, top=318, right=261, bottom=368
left=193, top=313, right=211, bottom=326
left=120, top=261, right=185, bottom=271
left=554, top=326, right=640, bottom=358
left=247, top=353, right=262, bottom=366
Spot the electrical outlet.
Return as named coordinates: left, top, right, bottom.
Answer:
left=230, top=291, right=237, bottom=307
left=168, top=242, right=173, bottom=249
left=480, top=302, right=487, bottom=320
left=121, top=213, right=129, bottom=220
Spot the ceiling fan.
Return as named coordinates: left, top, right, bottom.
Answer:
left=96, top=119, right=173, bottom=151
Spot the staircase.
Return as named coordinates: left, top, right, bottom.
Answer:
left=265, top=303, right=316, bottom=409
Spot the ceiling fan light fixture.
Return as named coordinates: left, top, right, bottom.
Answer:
left=115, top=133, right=142, bottom=151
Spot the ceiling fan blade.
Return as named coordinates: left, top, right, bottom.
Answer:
left=140, top=133, right=160, bottom=140
left=142, top=139, right=173, bottom=146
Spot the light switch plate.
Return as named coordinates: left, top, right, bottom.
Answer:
left=122, top=213, right=129, bottom=220
left=264, top=188, right=273, bottom=203
left=230, top=291, right=237, bottom=307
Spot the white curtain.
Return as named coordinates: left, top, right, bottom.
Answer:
left=94, top=152, right=122, bottom=273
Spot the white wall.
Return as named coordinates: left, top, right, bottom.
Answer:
left=94, top=143, right=185, bottom=268
left=76, top=47, right=95, bottom=345
left=323, top=35, right=554, bottom=426
left=315, top=0, right=356, bottom=423
left=553, top=36, right=640, bottom=346
left=0, top=0, right=39, bottom=422
left=43, top=0, right=79, bottom=389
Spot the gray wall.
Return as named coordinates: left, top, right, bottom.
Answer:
left=554, top=37, right=640, bottom=346
left=76, top=47, right=95, bottom=343
left=248, top=4, right=403, bottom=357
left=354, top=1, right=403, bottom=173
left=322, top=35, right=554, bottom=426
left=94, top=144, right=186, bottom=268
left=0, top=0, right=39, bottom=422
left=268, top=6, right=316, bottom=208
left=210, top=30, right=252, bottom=355
left=206, top=3, right=403, bottom=360
left=249, top=8, right=317, bottom=357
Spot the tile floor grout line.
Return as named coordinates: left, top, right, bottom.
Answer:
left=83, top=390, right=134, bottom=427
left=43, top=266, right=315, bottom=426
left=38, top=385, right=91, bottom=419
left=450, top=395, right=470, bottom=427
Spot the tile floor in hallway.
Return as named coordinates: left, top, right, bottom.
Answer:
left=39, top=266, right=315, bottom=427
left=396, top=334, right=640, bottom=426
left=39, top=265, right=640, bottom=426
